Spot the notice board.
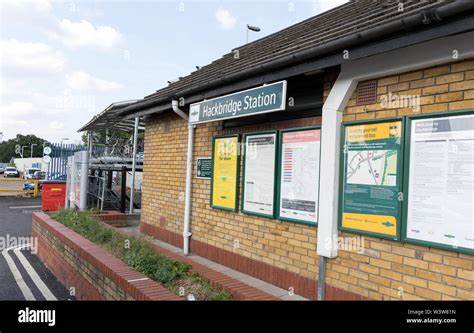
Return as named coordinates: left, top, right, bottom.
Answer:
left=277, top=127, right=321, bottom=225
left=403, top=112, right=474, bottom=254
left=242, top=132, right=277, bottom=218
left=340, top=120, right=403, bottom=239
left=210, top=135, right=240, bottom=211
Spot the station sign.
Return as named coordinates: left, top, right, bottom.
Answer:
left=189, top=81, right=287, bottom=124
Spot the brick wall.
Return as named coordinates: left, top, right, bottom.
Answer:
left=141, top=59, right=474, bottom=300
left=32, top=212, right=181, bottom=301
left=330, top=58, right=474, bottom=300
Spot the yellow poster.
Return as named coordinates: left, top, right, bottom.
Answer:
left=211, top=136, right=239, bottom=210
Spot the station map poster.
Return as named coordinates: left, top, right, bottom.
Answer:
left=404, top=113, right=474, bottom=253
left=278, top=128, right=321, bottom=224
left=340, top=121, right=402, bottom=239
left=242, top=132, right=277, bottom=217
left=211, top=135, right=240, bottom=211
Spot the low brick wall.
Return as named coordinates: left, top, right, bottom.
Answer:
left=32, top=212, right=181, bottom=301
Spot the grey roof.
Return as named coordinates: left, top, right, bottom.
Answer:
left=78, top=100, right=145, bottom=132
left=118, top=0, right=474, bottom=117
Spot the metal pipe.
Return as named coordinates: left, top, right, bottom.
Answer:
left=317, top=256, right=326, bottom=300
left=172, top=100, right=193, bottom=255
left=129, top=117, right=139, bottom=214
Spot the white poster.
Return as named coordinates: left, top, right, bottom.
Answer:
left=279, top=129, right=321, bottom=224
left=406, top=114, right=474, bottom=251
left=242, top=133, right=277, bottom=216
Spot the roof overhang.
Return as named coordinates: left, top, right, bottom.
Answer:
left=78, top=100, right=145, bottom=133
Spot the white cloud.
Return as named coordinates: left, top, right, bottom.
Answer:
left=312, top=0, right=349, bottom=14
left=0, top=0, right=53, bottom=23
left=49, top=120, right=64, bottom=130
left=215, top=7, right=237, bottom=30
left=0, top=39, right=65, bottom=76
left=66, top=71, right=123, bottom=92
left=49, top=19, right=123, bottom=49
left=2, top=101, right=34, bottom=116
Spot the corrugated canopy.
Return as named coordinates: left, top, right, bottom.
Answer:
left=78, top=100, right=145, bottom=133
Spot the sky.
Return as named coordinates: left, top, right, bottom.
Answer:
left=0, top=0, right=348, bottom=144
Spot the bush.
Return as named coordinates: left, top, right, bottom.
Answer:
left=50, top=209, right=230, bottom=300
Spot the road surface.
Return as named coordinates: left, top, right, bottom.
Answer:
left=0, top=196, right=74, bottom=300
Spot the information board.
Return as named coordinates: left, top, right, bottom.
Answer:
left=278, top=128, right=321, bottom=224
left=242, top=132, right=277, bottom=217
left=196, top=157, right=212, bottom=179
left=211, top=135, right=240, bottom=211
left=404, top=113, right=474, bottom=253
left=340, top=120, right=402, bottom=239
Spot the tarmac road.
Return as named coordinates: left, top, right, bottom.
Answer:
left=0, top=196, right=74, bottom=300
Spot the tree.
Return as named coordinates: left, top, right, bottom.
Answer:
left=0, top=134, right=49, bottom=163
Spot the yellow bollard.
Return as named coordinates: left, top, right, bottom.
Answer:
left=33, top=180, right=39, bottom=198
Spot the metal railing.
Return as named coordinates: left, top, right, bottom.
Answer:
left=0, top=179, right=39, bottom=198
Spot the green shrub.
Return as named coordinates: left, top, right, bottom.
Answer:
left=49, top=209, right=230, bottom=300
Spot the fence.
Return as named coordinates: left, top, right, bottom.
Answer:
left=47, top=143, right=85, bottom=180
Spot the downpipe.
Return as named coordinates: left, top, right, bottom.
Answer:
left=172, top=100, right=193, bottom=255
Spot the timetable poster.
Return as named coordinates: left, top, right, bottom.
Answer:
left=406, top=114, right=474, bottom=252
left=278, top=129, right=321, bottom=224
left=242, top=133, right=277, bottom=216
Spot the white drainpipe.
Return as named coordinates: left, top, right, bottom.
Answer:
left=172, top=100, right=194, bottom=255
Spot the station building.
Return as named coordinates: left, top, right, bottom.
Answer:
left=111, top=1, right=474, bottom=300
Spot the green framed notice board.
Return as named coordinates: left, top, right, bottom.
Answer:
left=241, top=131, right=278, bottom=218
left=210, top=134, right=240, bottom=212
left=276, top=126, right=321, bottom=226
left=402, top=110, right=474, bottom=254
left=339, top=118, right=404, bottom=240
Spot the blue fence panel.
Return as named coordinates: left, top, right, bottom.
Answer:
left=47, top=143, right=86, bottom=180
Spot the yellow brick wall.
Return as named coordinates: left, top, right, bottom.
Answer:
left=141, top=59, right=474, bottom=300
left=141, top=113, right=188, bottom=235
left=331, top=58, right=474, bottom=300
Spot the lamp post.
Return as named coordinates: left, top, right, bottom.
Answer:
left=246, top=24, right=261, bottom=43
left=30, top=144, right=37, bottom=158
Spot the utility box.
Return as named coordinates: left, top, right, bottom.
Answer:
left=42, top=181, right=67, bottom=211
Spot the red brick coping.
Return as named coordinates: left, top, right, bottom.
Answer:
left=32, top=212, right=181, bottom=300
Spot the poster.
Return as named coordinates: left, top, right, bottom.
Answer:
left=211, top=136, right=239, bottom=211
left=278, top=128, right=321, bottom=224
left=341, top=121, right=402, bottom=238
left=242, top=132, right=277, bottom=217
left=405, top=114, right=474, bottom=252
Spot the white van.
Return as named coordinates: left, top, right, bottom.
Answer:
left=24, top=167, right=42, bottom=180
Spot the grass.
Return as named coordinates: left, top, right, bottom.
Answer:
left=50, top=209, right=232, bottom=300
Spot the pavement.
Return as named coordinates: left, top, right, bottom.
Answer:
left=0, top=196, right=74, bottom=300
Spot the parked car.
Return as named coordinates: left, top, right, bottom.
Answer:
left=4, top=167, right=19, bottom=178
left=23, top=182, right=36, bottom=191
left=24, top=167, right=41, bottom=180
left=33, top=171, right=47, bottom=180
left=0, top=165, right=4, bottom=174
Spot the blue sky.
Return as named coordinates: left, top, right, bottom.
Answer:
left=0, top=0, right=347, bottom=143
